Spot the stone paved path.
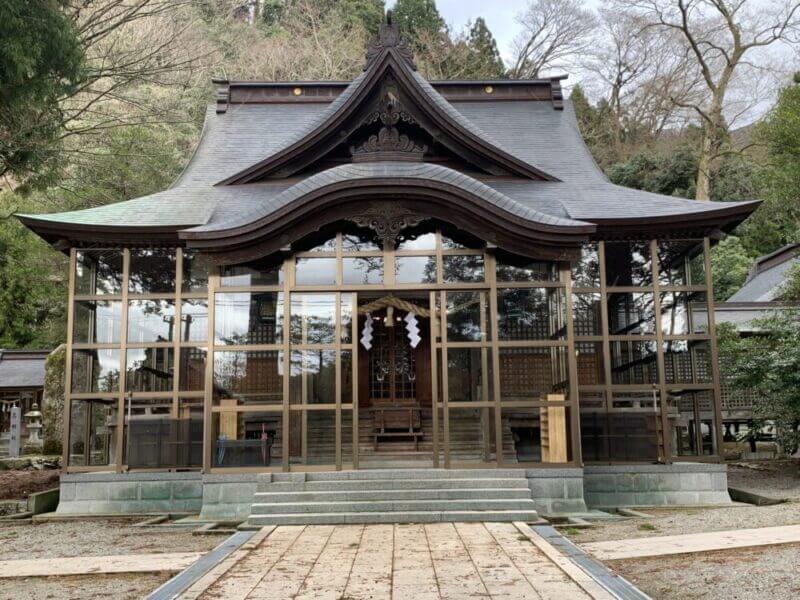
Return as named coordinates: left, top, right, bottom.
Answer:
left=181, top=522, right=612, bottom=599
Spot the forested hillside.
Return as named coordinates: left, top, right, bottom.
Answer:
left=1, top=0, right=799, bottom=348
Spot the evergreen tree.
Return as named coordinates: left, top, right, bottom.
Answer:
left=262, top=0, right=384, bottom=36
left=464, top=18, right=505, bottom=79
left=392, top=0, right=444, bottom=47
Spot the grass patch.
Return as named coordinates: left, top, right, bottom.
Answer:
left=562, top=527, right=583, bottom=536
left=638, top=523, right=657, bottom=531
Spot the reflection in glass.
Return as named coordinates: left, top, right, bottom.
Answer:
left=499, top=347, right=569, bottom=401
left=182, top=250, right=211, bottom=292
left=497, top=255, right=558, bottom=282
left=395, top=256, right=437, bottom=284
left=446, top=291, right=489, bottom=342
left=180, top=300, right=208, bottom=342
left=212, top=412, right=283, bottom=467
left=659, top=292, right=708, bottom=335
left=72, top=349, right=121, bottom=393
left=129, top=249, right=176, bottom=294
left=605, top=241, right=652, bottom=286
left=397, top=229, right=436, bottom=250
left=342, top=257, right=383, bottom=284
left=667, top=390, right=715, bottom=456
left=609, top=340, right=658, bottom=384
left=214, top=351, right=283, bottom=405
left=607, top=292, right=655, bottom=335
left=447, top=348, right=492, bottom=402
left=658, top=240, right=705, bottom=286
left=127, top=300, right=175, bottom=343
left=75, top=250, right=123, bottom=296
left=290, top=350, right=336, bottom=404
left=221, top=258, right=283, bottom=286
left=68, top=400, right=116, bottom=466
left=290, top=293, right=336, bottom=344
left=124, top=397, right=202, bottom=468
left=572, top=293, right=601, bottom=336
left=179, top=348, right=207, bottom=391
left=295, top=257, right=336, bottom=285
left=572, top=243, right=600, bottom=288
left=305, top=235, right=337, bottom=252
left=126, top=348, right=174, bottom=392
left=576, top=342, right=605, bottom=385
left=664, top=340, right=712, bottom=384
left=498, top=288, right=566, bottom=340
left=215, top=292, right=283, bottom=345
left=73, top=300, right=122, bottom=344
left=443, top=255, right=484, bottom=282
left=342, top=228, right=381, bottom=252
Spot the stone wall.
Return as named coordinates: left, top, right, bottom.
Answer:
left=199, top=473, right=259, bottom=521
left=57, top=472, right=203, bottom=514
left=583, top=463, right=731, bottom=507
left=525, top=468, right=587, bottom=514
left=42, top=345, right=66, bottom=455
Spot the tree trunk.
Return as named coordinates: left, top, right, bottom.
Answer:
left=695, top=103, right=724, bottom=201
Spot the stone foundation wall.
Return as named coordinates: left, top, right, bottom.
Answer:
left=57, top=472, right=203, bottom=514
left=583, top=463, right=731, bottom=508
left=525, top=468, right=587, bottom=514
left=199, top=473, right=259, bottom=521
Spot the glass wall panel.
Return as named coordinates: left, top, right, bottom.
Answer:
left=605, top=241, right=652, bottom=286
left=215, top=292, right=283, bottom=345
left=181, top=299, right=208, bottom=342
left=497, top=255, right=558, bottom=282
left=576, top=342, right=605, bottom=385
left=499, top=347, right=569, bottom=401
left=124, top=397, right=202, bottom=468
left=179, top=348, right=207, bottom=391
left=75, top=250, right=123, bottom=296
left=395, top=256, right=437, bottom=283
left=659, top=292, right=708, bottom=335
left=212, top=412, right=283, bottom=467
left=573, top=293, right=601, bottom=336
left=447, top=348, right=492, bottom=402
left=68, top=399, right=116, bottom=466
left=127, top=300, right=175, bottom=343
left=592, top=396, right=660, bottom=461
left=71, top=349, right=121, bottom=393
left=126, top=348, right=174, bottom=393
left=448, top=407, right=496, bottom=462
left=73, top=300, right=122, bottom=344
left=657, top=240, right=705, bottom=286
left=442, top=255, right=484, bottom=282
left=220, top=257, right=283, bottom=287
left=342, top=257, right=383, bottom=285
left=304, top=410, right=337, bottom=465
left=213, top=350, right=283, bottom=406
left=503, top=406, right=571, bottom=463
left=667, top=390, right=715, bottom=456
left=396, top=230, right=436, bottom=250
left=609, top=340, right=659, bottom=385
left=182, top=250, right=211, bottom=293
left=290, top=293, right=336, bottom=344
left=446, top=291, right=490, bottom=342
left=664, top=340, right=712, bottom=384
left=498, top=288, right=566, bottom=340
left=129, top=249, right=176, bottom=294
left=342, top=229, right=381, bottom=251
left=295, top=257, right=336, bottom=285
left=289, top=350, right=337, bottom=404
left=607, top=292, right=655, bottom=335
left=572, top=243, right=600, bottom=288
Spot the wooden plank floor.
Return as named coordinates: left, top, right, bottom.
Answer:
left=0, top=552, right=203, bottom=578
left=581, top=524, right=800, bottom=561
left=185, top=523, right=605, bottom=600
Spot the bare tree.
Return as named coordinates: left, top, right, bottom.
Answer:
left=509, top=0, right=597, bottom=78
left=614, top=0, right=800, bottom=200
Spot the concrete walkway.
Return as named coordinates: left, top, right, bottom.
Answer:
left=177, top=522, right=618, bottom=599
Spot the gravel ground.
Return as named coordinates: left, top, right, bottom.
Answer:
left=727, top=459, right=800, bottom=500
left=0, top=573, right=172, bottom=600
left=612, top=544, right=800, bottom=600
left=0, top=470, right=60, bottom=501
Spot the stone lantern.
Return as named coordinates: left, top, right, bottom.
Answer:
left=24, top=403, right=43, bottom=451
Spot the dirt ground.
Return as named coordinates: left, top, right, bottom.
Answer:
left=0, top=573, right=173, bottom=600
left=727, top=459, right=800, bottom=500
left=0, top=470, right=60, bottom=501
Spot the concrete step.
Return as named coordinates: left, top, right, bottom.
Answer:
left=271, top=468, right=527, bottom=482
left=257, top=477, right=529, bottom=492
left=247, top=509, right=540, bottom=525
left=250, top=498, right=536, bottom=514
left=253, top=488, right=533, bottom=503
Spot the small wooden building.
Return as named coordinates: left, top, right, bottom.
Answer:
left=18, top=15, right=758, bottom=513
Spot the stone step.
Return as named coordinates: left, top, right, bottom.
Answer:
left=270, top=468, right=527, bottom=482
left=246, top=510, right=540, bottom=526
left=257, top=477, right=529, bottom=492
left=250, top=498, right=536, bottom=514
left=253, top=488, right=532, bottom=503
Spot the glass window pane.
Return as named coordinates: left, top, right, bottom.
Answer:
left=68, top=400, right=116, bottom=467
left=577, top=342, right=605, bottom=385
left=181, top=299, right=208, bottom=342
left=290, top=350, right=336, bottom=404
left=215, top=292, right=283, bottom=345
left=212, top=412, right=282, bottom=467
left=179, top=347, right=207, bottom=391
left=290, top=293, right=337, bottom=344
left=572, top=293, right=601, bottom=337
left=497, top=255, right=558, bottom=282
left=129, top=248, right=176, bottom=294
left=68, top=401, right=87, bottom=466
left=342, top=228, right=381, bottom=252
left=73, top=300, right=122, bottom=344
left=295, top=257, right=336, bottom=285
left=499, top=347, right=569, bottom=401
left=659, top=292, right=708, bottom=335
left=443, top=255, right=484, bottom=282
left=182, top=250, right=211, bottom=292
left=220, top=257, right=283, bottom=287
left=502, top=406, right=572, bottom=463
left=605, top=241, right=652, bottom=287
left=341, top=295, right=353, bottom=344
left=71, top=349, right=121, bottom=393
left=446, top=291, right=490, bottom=342
left=607, top=292, right=655, bottom=335
left=127, top=300, right=175, bottom=343
left=397, top=229, right=436, bottom=250
left=448, top=407, right=497, bottom=461
left=498, top=288, right=566, bottom=340
left=609, top=340, right=659, bottom=385
left=124, top=397, right=202, bottom=468
left=667, top=390, right=715, bottom=456
left=657, top=239, right=705, bottom=286
left=126, top=347, right=174, bottom=393
left=214, top=350, right=283, bottom=406
left=395, top=256, right=437, bottom=284
left=441, top=230, right=483, bottom=250
left=342, top=257, right=383, bottom=284
left=305, top=235, right=337, bottom=252
left=664, top=340, right=712, bottom=384
left=447, top=348, right=493, bottom=402
left=572, top=243, right=600, bottom=288
left=75, top=250, right=123, bottom=296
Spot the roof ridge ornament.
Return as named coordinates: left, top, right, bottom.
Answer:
left=365, top=10, right=416, bottom=71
